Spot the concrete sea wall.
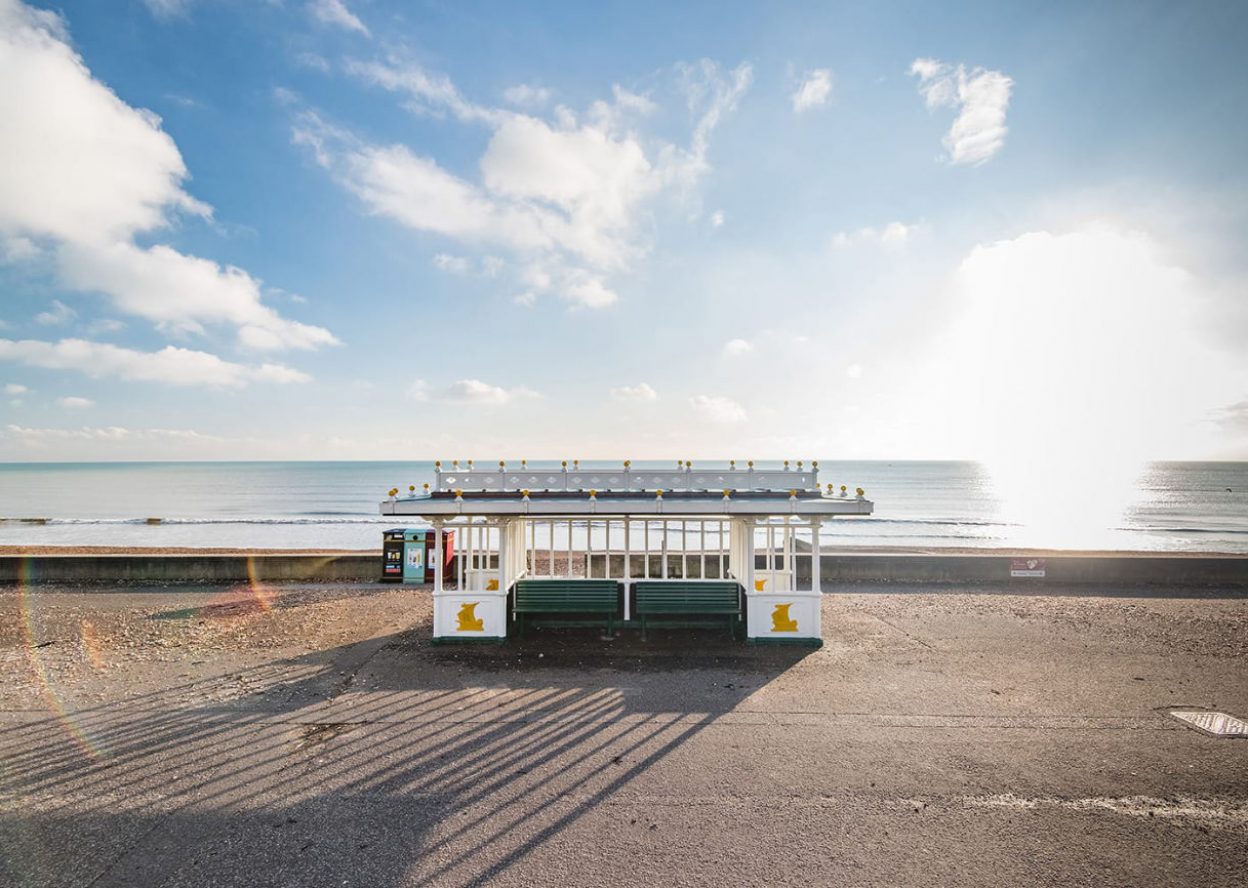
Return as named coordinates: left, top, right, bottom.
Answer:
left=2, top=552, right=1246, bottom=587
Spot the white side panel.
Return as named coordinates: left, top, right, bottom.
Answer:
left=433, top=591, right=508, bottom=640
left=745, top=592, right=821, bottom=641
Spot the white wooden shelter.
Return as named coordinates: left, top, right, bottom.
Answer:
left=380, top=460, right=873, bottom=645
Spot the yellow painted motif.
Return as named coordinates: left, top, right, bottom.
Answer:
left=486, top=578, right=499, bottom=591
left=456, top=602, right=484, bottom=631
left=754, top=578, right=767, bottom=592
left=771, top=603, right=798, bottom=632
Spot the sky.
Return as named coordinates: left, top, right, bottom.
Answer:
left=1, top=0, right=1247, bottom=465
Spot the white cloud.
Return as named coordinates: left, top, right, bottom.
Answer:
left=441, top=378, right=539, bottom=404
left=846, top=363, right=863, bottom=379
left=910, top=57, right=1013, bottom=165
left=791, top=68, right=833, bottom=112
left=409, top=377, right=538, bottom=404
left=56, top=395, right=91, bottom=408
left=721, top=338, right=754, bottom=357
left=4, top=382, right=27, bottom=395
left=309, top=0, right=368, bottom=36
left=57, top=242, right=337, bottom=351
left=0, top=337, right=311, bottom=387
left=610, top=382, right=658, bottom=402
left=303, top=58, right=751, bottom=309
left=503, top=84, right=551, bottom=108
left=709, top=210, right=725, bottom=228
left=141, top=0, right=191, bottom=19
left=2, top=235, right=39, bottom=261
left=831, top=221, right=918, bottom=248
left=934, top=224, right=1245, bottom=470
left=689, top=394, right=747, bottom=424
left=0, top=1, right=335, bottom=352
left=432, top=253, right=470, bottom=274
left=35, top=299, right=75, bottom=325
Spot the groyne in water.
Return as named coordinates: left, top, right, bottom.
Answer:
left=2, top=552, right=1247, bottom=587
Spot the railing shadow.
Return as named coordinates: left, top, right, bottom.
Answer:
left=0, top=615, right=814, bottom=887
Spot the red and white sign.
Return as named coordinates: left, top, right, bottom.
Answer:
left=1010, top=558, right=1046, bottom=578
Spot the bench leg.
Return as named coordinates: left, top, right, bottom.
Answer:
left=517, top=612, right=525, bottom=640
left=640, top=614, right=647, bottom=642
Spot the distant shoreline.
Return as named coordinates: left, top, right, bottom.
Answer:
left=3, top=544, right=1245, bottom=558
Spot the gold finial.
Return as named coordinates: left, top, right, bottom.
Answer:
left=624, top=459, right=631, bottom=468
left=455, top=489, right=463, bottom=498
left=435, top=460, right=441, bottom=468
left=789, top=489, right=798, bottom=497
left=452, top=460, right=459, bottom=468
left=408, top=485, right=415, bottom=492
left=561, top=460, right=568, bottom=468
left=521, top=489, right=530, bottom=498
left=573, top=459, right=579, bottom=468
left=655, top=488, right=664, bottom=498
left=784, top=460, right=790, bottom=468
left=467, top=459, right=474, bottom=468
left=747, top=460, right=754, bottom=468
left=388, top=487, right=398, bottom=497
left=812, top=460, right=819, bottom=469
left=423, top=483, right=429, bottom=491
left=687, top=460, right=693, bottom=468
left=521, top=459, right=527, bottom=468
left=723, top=488, right=731, bottom=497
left=797, top=460, right=804, bottom=469
left=730, top=459, right=736, bottom=468
left=856, top=487, right=865, bottom=497
left=589, top=489, right=597, bottom=497
left=499, top=460, right=505, bottom=468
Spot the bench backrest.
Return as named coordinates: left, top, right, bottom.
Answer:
left=633, top=581, right=741, bottom=612
left=514, top=579, right=620, bottom=610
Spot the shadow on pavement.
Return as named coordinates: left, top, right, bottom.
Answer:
left=0, top=617, right=813, bottom=887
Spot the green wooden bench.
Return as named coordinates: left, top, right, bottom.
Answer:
left=513, top=579, right=621, bottom=638
left=633, top=581, right=742, bottom=641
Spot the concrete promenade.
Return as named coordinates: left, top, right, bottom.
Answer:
left=1, top=582, right=1246, bottom=887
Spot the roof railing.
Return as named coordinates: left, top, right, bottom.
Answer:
left=429, top=460, right=821, bottom=494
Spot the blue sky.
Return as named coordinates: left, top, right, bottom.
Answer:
left=1, top=0, right=1247, bottom=465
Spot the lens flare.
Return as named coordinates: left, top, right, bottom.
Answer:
left=17, top=557, right=111, bottom=760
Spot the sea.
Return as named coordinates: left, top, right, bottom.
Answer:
left=1, top=460, right=1246, bottom=553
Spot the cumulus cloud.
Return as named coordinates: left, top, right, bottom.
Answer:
left=610, top=382, right=658, bottom=402
left=5, top=382, right=29, bottom=395
left=910, top=58, right=1013, bottom=165
left=689, top=394, right=747, bottom=424
left=0, top=337, right=310, bottom=387
left=309, top=0, right=368, bottom=35
left=56, top=395, right=91, bottom=408
left=709, top=210, right=725, bottom=228
left=441, top=378, right=539, bottom=404
left=721, top=338, right=754, bottom=357
left=791, top=68, right=833, bottom=112
left=300, top=57, right=751, bottom=308
left=831, top=221, right=918, bottom=248
left=0, top=0, right=335, bottom=353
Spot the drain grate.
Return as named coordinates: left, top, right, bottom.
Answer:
left=1169, top=710, right=1248, bottom=738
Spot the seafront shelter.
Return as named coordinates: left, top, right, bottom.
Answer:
left=380, top=461, right=874, bottom=645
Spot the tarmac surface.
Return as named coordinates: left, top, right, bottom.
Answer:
left=1, top=581, right=1246, bottom=887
